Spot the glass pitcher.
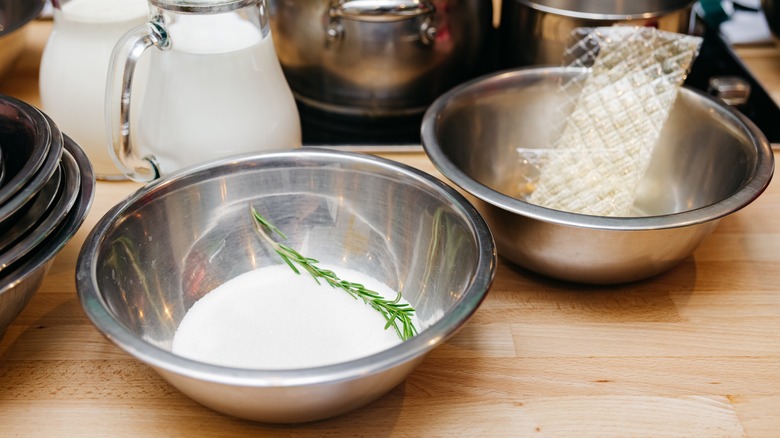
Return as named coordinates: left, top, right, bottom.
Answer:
left=40, top=0, right=150, bottom=180
left=106, top=0, right=301, bottom=182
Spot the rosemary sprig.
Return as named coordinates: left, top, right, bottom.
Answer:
left=251, top=207, right=418, bottom=341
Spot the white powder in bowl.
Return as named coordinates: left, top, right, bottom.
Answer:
left=171, top=264, right=416, bottom=369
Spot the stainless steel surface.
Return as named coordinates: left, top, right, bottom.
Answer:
left=0, top=134, right=94, bottom=337
left=0, top=94, right=55, bottom=210
left=499, top=0, right=696, bottom=67
left=0, top=0, right=45, bottom=81
left=421, top=67, right=775, bottom=284
left=269, top=0, right=492, bottom=117
left=76, top=148, right=496, bottom=423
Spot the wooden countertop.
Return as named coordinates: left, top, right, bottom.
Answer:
left=2, top=20, right=780, bottom=437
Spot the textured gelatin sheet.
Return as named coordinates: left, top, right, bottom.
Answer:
left=526, top=27, right=702, bottom=217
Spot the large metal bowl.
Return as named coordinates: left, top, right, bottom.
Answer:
left=421, top=67, right=774, bottom=284
left=76, top=148, right=496, bottom=423
left=0, top=134, right=94, bottom=337
left=0, top=0, right=45, bottom=81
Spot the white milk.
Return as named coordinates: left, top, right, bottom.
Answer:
left=172, top=264, right=416, bottom=369
left=136, top=13, right=301, bottom=174
left=39, top=0, right=149, bottom=179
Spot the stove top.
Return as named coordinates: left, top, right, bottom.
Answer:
left=685, top=26, right=780, bottom=147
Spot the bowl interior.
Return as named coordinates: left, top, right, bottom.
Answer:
left=0, top=96, right=53, bottom=208
left=91, top=151, right=491, bottom=361
left=431, top=70, right=760, bottom=218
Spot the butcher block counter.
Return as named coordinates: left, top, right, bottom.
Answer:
left=1, top=20, right=780, bottom=437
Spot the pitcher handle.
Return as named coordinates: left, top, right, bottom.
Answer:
left=106, top=20, right=169, bottom=183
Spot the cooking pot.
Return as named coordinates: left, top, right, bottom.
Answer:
left=268, top=0, right=493, bottom=119
left=499, top=0, right=696, bottom=67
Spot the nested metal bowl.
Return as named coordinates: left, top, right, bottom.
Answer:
left=0, top=145, right=80, bottom=272
left=421, top=67, right=774, bottom=284
left=0, top=134, right=94, bottom=337
left=76, top=149, right=496, bottom=423
left=0, top=95, right=62, bottom=213
left=0, top=0, right=45, bottom=81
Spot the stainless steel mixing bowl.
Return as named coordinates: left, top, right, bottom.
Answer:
left=0, top=134, right=94, bottom=337
left=76, top=148, right=496, bottom=423
left=421, top=67, right=774, bottom=284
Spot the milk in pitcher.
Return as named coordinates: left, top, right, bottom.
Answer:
left=136, top=13, right=301, bottom=174
left=40, top=0, right=149, bottom=179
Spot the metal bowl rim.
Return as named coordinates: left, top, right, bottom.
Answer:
left=512, top=0, right=695, bottom=21
left=0, top=146, right=80, bottom=273
left=421, top=66, right=775, bottom=232
left=77, top=148, right=497, bottom=388
left=0, top=112, right=63, bottom=225
left=0, top=95, right=54, bottom=208
left=0, top=0, right=45, bottom=36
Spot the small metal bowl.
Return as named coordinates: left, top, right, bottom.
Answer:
left=0, top=146, right=80, bottom=272
left=0, top=95, right=63, bottom=221
left=76, top=149, right=496, bottom=423
left=0, top=134, right=94, bottom=337
left=422, top=67, right=774, bottom=284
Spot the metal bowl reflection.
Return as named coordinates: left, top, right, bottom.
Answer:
left=421, top=67, right=774, bottom=284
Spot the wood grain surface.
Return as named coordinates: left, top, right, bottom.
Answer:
left=1, top=20, right=779, bottom=437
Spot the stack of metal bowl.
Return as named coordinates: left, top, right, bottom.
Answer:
left=0, top=94, right=95, bottom=336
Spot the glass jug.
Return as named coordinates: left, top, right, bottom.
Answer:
left=40, top=0, right=150, bottom=180
left=106, top=0, right=301, bottom=182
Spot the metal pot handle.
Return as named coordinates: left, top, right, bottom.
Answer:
left=328, top=0, right=437, bottom=44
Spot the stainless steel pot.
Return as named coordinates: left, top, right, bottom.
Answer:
left=268, top=0, right=493, bottom=118
left=499, top=0, right=696, bottom=67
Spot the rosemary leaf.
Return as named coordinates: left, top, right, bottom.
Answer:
left=250, top=206, right=418, bottom=341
